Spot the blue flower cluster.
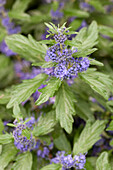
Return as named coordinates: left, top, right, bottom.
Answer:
left=51, top=151, right=86, bottom=170
left=37, top=147, right=50, bottom=158
left=13, top=117, right=36, bottom=152
left=45, top=26, right=90, bottom=79
left=14, top=60, right=43, bottom=80
left=50, top=1, right=64, bottom=22
left=37, top=142, right=53, bottom=159
left=80, top=2, right=94, bottom=12
left=0, top=0, right=21, bottom=56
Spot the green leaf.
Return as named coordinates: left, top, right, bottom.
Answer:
left=0, top=89, right=11, bottom=104
left=85, top=157, right=97, bottom=170
left=40, top=163, right=62, bottom=170
left=0, top=145, right=2, bottom=155
left=12, top=0, right=31, bottom=13
left=106, top=120, right=113, bottom=131
left=0, top=27, right=6, bottom=42
left=0, top=119, right=4, bottom=134
left=89, top=0, right=105, bottom=13
left=55, top=82, right=76, bottom=134
left=7, top=74, right=48, bottom=108
left=0, top=143, right=18, bottom=169
left=13, top=102, right=23, bottom=119
left=80, top=69, right=113, bottom=100
left=35, top=78, right=61, bottom=105
left=99, top=25, right=113, bottom=38
left=69, top=21, right=98, bottom=57
left=90, top=58, right=104, bottom=66
left=8, top=11, right=30, bottom=21
left=107, top=100, right=113, bottom=106
left=22, top=129, right=31, bottom=140
left=0, top=55, right=14, bottom=88
left=0, top=134, right=13, bottom=144
left=96, top=152, right=111, bottom=170
left=5, top=34, right=47, bottom=62
left=73, top=120, right=105, bottom=154
left=33, top=110, right=57, bottom=136
left=54, top=131, right=71, bottom=152
left=109, top=139, right=113, bottom=147
left=32, top=61, right=56, bottom=68
left=63, top=9, right=89, bottom=18
left=12, top=152, right=32, bottom=170
left=44, top=22, right=57, bottom=34
left=75, top=99, right=95, bottom=122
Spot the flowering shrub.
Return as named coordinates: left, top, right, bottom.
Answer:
left=0, top=0, right=113, bottom=170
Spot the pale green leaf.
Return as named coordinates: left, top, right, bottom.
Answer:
left=7, top=74, right=48, bottom=108
left=106, top=120, right=113, bottom=131
left=55, top=82, right=76, bottom=134
left=96, top=152, right=111, bottom=170
left=0, top=134, right=13, bottom=144
left=99, top=25, right=113, bottom=38
left=35, top=78, right=61, bottom=105
left=40, top=163, right=62, bottom=170
left=0, top=143, right=18, bottom=169
left=13, top=102, right=23, bottom=119
left=69, top=21, right=98, bottom=57
left=33, top=110, right=57, bottom=136
left=80, top=69, right=113, bottom=100
left=90, top=59, right=104, bottom=66
left=12, top=152, right=32, bottom=170
left=5, top=34, right=47, bottom=62
left=64, top=9, right=89, bottom=18
left=12, top=0, right=31, bottom=12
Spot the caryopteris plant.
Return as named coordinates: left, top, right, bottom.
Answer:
left=0, top=0, right=113, bottom=169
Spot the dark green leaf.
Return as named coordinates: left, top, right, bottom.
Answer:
left=54, top=131, right=71, bottom=152
left=73, top=120, right=105, bottom=154
left=55, top=83, right=76, bottom=134
left=0, top=55, right=14, bottom=88
left=7, top=74, right=48, bottom=108
left=75, top=99, right=95, bottom=122
left=35, top=78, right=61, bottom=105
left=0, top=119, right=4, bottom=134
